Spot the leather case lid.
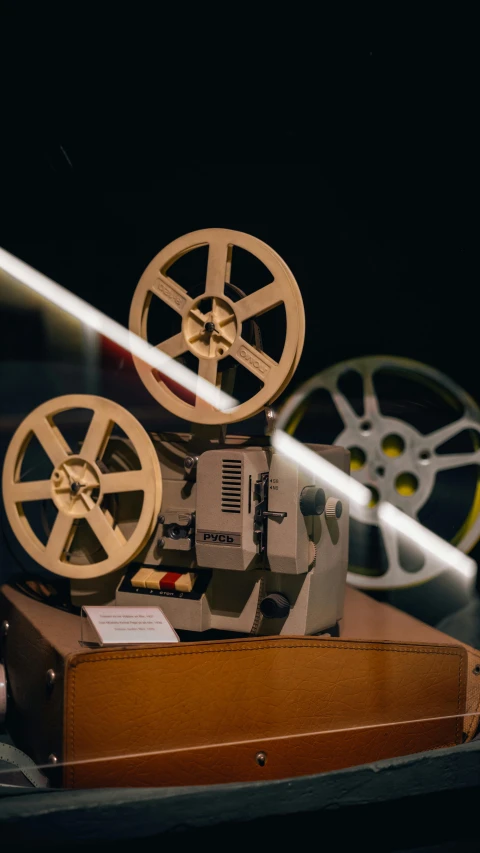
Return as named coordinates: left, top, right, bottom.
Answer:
left=63, top=636, right=467, bottom=788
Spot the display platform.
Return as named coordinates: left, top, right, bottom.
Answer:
left=0, top=739, right=479, bottom=850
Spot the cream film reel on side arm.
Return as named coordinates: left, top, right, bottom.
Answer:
left=2, top=395, right=162, bottom=581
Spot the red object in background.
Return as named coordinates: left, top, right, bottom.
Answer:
left=100, top=336, right=196, bottom=405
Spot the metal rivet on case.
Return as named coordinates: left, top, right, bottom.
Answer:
left=255, top=751, right=267, bottom=767
left=1, top=621, right=9, bottom=638
left=48, top=754, right=58, bottom=765
left=46, top=669, right=56, bottom=687
left=473, top=665, right=480, bottom=676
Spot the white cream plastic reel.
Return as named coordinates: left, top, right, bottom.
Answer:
left=129, top=228, right=305, bottom=425
left=2, top=395, right=162, bottom=581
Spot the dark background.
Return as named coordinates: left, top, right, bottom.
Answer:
left=0, top=160, right=477, bottom=400
left=0, top=32, right=477, bottom=399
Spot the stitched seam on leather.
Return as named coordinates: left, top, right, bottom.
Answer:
left=66, top=642, right=464, bottom=785
left=69, top=642, right=465, bottom=666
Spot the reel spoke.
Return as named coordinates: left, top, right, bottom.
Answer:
left=45, top=512, right=74, bottom=561
left=156, top=332, right=188, bottom=359
left=426, top=417, right=475, bottom=450
left=12, top=479, right=51, bottom=502
left=362, top=369, right=381, bottom=419
left=81, top=411, right=113, bottom=463
left=205, top=239, right=232, bottom=297
left=102, top=470, right=146, bottom=493
left=151, top=274, right=192, bottom=316
left=230, top=338, right=278, bottom=383
left=379, top=518, right=399, bottom=576
left=87, top=505, right=126, bottom=555
left=332, top=387, right=359, bottom=429
left=235, top=282, right=282, bottom=323
left=34, top=418, right=71, bottom=467
left=432, top=450, right=480, bottom=472
left=197, top=357, right=218, bottom=386
left=195, top=358, right=220, bottom=409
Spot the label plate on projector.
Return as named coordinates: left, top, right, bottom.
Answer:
left=196, top=530, right=241, bottom=546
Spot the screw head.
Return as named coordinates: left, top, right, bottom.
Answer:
left=158, top=515, right=165, bottom=524
left=48, top=753, right=58, bottom=765
left=184, top=456, right=195, bottom=470
left=255, top=751, right=267, bottom=767
left=46, top=669, right=56, bottom=688
left=264, top=407, right=276, bottom=435
left=158, top=538, right=165, bottom=549
left=1, top=621, right=9, bottom=638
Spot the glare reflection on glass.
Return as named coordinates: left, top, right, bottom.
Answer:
left=0, top=247, right=237, bottom=412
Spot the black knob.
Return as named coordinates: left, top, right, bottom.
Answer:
left=260, top=593, right=290, bottom=619
left=299, top=486, right=326, bottom=516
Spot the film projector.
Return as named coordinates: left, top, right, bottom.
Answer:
left=2, top=235, right=478, bottom=790
left=1, top=229, right=350, bottom=638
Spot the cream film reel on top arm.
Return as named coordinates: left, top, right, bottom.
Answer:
left=277, top=356, right=480, bottom=590
left=129, top=229, right=305, bottom=425
left=2, top=395, right=162, bottom=580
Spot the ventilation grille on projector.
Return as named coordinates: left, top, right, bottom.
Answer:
left=221, top=459, right=242, bottom=513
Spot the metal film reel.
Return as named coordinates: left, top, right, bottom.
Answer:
left=129, top=229, right=305, bottom=425
left=277, top=356, right=480, bottom=590
left=2, top=395, right=162, bottom=580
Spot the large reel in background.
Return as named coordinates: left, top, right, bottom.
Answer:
left=278, top=356, right=480, bottom=598
left=2, top=395, right=162, bottom=580
left=129, top=228, right=305, bottom=425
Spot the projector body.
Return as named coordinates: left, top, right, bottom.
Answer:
left=115, top=433, right=350, bottom=635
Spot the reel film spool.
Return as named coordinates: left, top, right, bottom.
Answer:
left=129, top=228, right=305, bottom=425
left=2, top=395, right=162, bottom=580
left=277, top=356, right=480, bottom=591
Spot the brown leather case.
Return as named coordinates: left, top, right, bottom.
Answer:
left=0, top=584, right=470, bottom=789
left=63, top=634, right=466, bottom=789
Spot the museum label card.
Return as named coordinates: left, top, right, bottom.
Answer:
left=82, top=606, right=180, bottom=645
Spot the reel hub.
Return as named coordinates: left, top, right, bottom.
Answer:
left=182, top=294, right=238, bottom=360
left=51, top=457, right=103, bottom=518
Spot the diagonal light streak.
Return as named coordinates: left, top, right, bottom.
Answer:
left=378, top=501, right=476, bottom=579
left=272, top=429, right=372, bottom=507
left=0, top=247, right=237, bottom=412
left=272, top=429, right=477, bottom=579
